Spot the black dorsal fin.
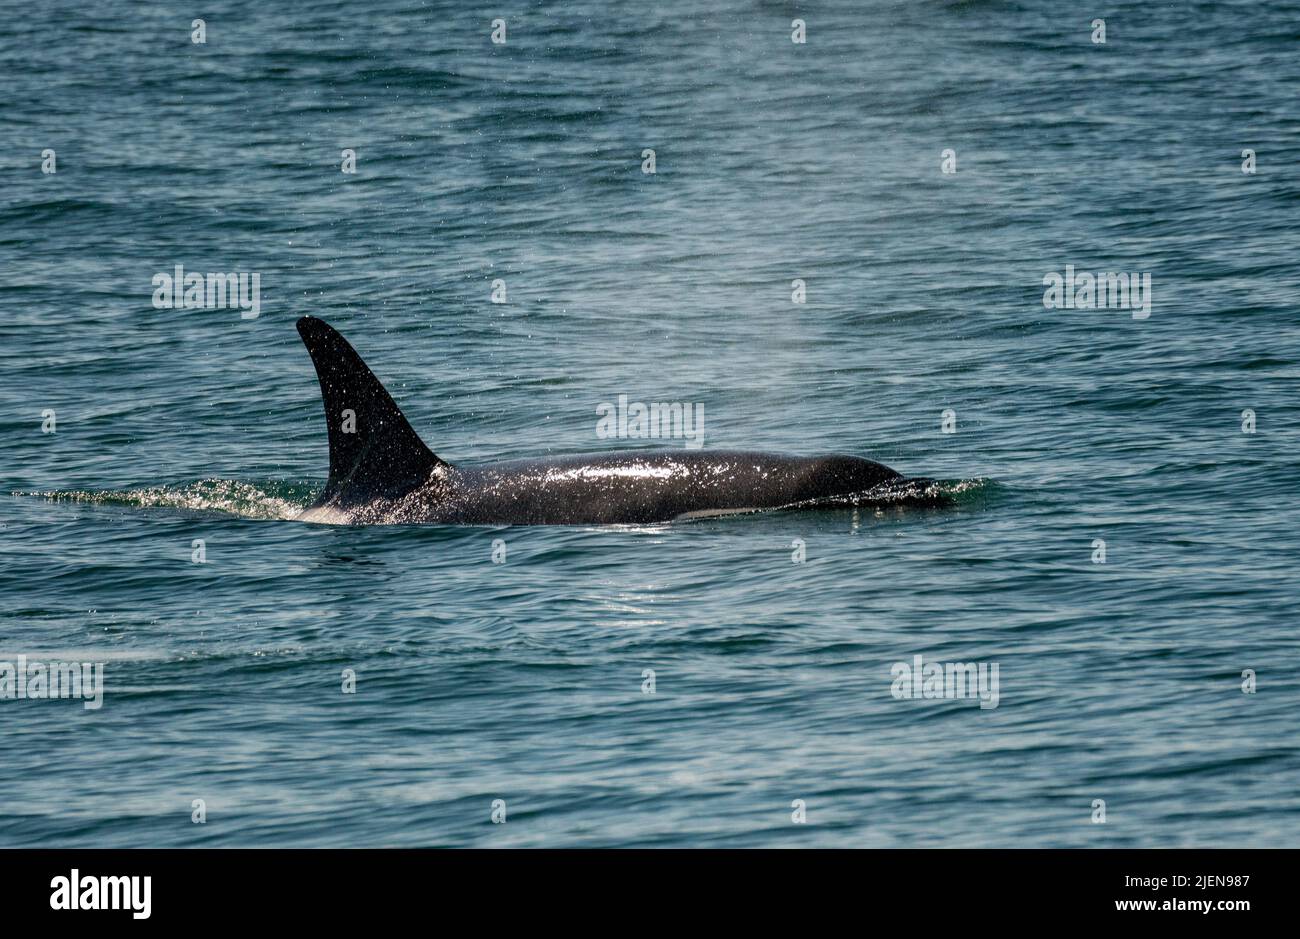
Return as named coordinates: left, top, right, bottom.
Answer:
left=296, top=316, right=443, bottom=504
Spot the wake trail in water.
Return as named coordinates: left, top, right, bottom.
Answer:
left=22, top=479, right=318, bottom=521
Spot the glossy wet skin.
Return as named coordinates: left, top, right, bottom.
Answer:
left=299, top=449, right=908, bottom=525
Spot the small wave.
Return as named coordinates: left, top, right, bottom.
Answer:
left=23, top=479, right=318, bottom=521
left=893, top=476, right=998, bottom=504
left=784, top=477, right=998, bottom=511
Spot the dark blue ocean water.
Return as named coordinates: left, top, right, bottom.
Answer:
left=1, top=1, right=1298, bottom=846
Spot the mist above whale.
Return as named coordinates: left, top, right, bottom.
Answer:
left=294, top=316, right=945, bottom=525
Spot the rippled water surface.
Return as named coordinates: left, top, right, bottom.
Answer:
left=1, top=0, right=1298, bottom=846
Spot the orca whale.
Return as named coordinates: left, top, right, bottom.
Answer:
left=294, top=316, right=944, bottom=525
